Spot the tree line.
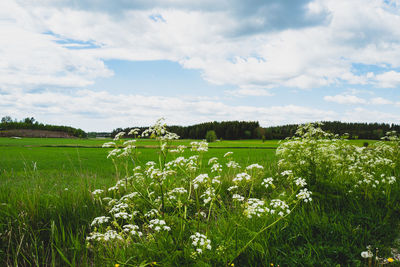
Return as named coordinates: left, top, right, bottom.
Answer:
left=263, top=121, right=400, bottom=140
left=112, top=121, right=261, bottom=140
left=0, top=116, right=87, bottom=138
left=112, top=120, right=400, bottom=140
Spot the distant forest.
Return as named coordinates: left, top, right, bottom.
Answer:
left=263, top=121, right=400, bottom=140
left=112, top=121, right=400, bottom=140
left=0, top=116, right=87, bottom=138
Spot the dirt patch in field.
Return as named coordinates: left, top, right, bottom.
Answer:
left=0, top=129, right=75, bottom=138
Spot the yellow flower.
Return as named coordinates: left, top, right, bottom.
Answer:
left=151, top=262, right=157, bottom=266
left=270, top=264, right=274, bottom=266
left=115, top=264, right=120, bottom=267
left=230, top=264, right=234, bottom=266
left=388, top=258, right=394, bottom=263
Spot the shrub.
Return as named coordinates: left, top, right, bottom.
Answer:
left=205, top=130, right=217, bottom=142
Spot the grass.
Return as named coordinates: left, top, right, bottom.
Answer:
left=0, top=136, right=377, bottom=148
left=0, top=130, right=398, bottom=266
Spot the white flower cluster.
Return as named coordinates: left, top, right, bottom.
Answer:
left=190, top=141, right=208, bottom=152
left=246, top=164, right=264, bottom=171
left=190, top=232, right=212, bottom=255
left=128, top=128, right=140, bottom=136
left=243, top=198, right=267, bottom=218
left=208, top=157, right=218, bottom=165
left=193, top=174, right=209, bottom=189
left=114, top=132, right=125, bottom=141
left=92, top=189, right=104, bottom=196
left=261, top=177, right=274, bottom=189
left=170, top=145, right=186, bottom=153
left=226, top=160, right=240, bottom=169
left=227, top=185, right=238, bottom=191
left=167, top=187, right=188, bottom=200
left=296, top=188, right=312, bottom=202
left=233, top=172, right=251, bottom=183
left=114, top=212, right=133, bottom=220
left=102, top=142, right=115, bottom=148
left=148, top=219, right=171, bottom=232
left=211, top=163, right=222, bottom=173
left=144, top=209, right=159, bottom=218
left=295, top=177, right=307, bottom=187
left=361, top=245, right=373, bottom=258
left=270, top=199, right=291, bottom=217
left=232, top=194, right=245, bottom=202
left=281, top=170, right=293, bottom=176
left=109, top=203, right=128, bottom=214
left=91, top=216, right=110, bottom=227
left=86, top=230, right=123, bottom=242
left=200, top=187, right=215, bottom=204
left=123, top=224, right=143, bottom=237
left=223, top=151, right=233, bottom=158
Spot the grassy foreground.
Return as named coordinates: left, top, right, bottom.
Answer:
left=0, top=124, right=399, bottom=266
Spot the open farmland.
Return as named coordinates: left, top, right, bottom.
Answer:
left=0, top=126, right=399, bottom=266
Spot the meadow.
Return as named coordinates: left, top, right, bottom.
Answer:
left=0, top=124, right=398, bottom=267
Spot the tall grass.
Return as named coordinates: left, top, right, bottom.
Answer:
left=1, top=121, right=399, bottom=266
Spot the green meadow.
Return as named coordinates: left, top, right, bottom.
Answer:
left=0, top=132, right=398, bottom=266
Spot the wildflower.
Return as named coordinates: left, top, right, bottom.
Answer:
left=193, top=174, right=209, bottom=189
left=123, top=140, right=136, bottom=146
left=114, top=212, right=132, bottom=220
left=233, top=172, right=251, bottom=183
left=190, top=232, right=212, bottom=256
left=102, top=141, right=116, bottom=148
left=123, top=224, right=143, bottom=237
left=246, top=163, right=264, bottom=170
left=227, top=185, right=238, bottom=191
left=243, top=198, right=268, bottom=218
left=92, top=189, right=104, bottom=196
left=148, top=219, right=171, bottom=232
left=208, top=157, right=218, bottom=165
left=114, top=132, right=125, bottom=141
left=200, top=187, right=215, bottom=204
left=232, top=194, right=245, bottom=202
left=144, top=209, right=159, bottom=218
left=191, top=140, right=208, bottom=152
left=224, top=151, right=233, bottom=157
left=91, top=216, right=110, bottom=227
left=107, top=148, right=121, bottom=158
left=281, top=170, right=293, bottom=176
left=361, top=251, right=373, bottom=258
left=262, top=177, right=274, bottom=189
left=388, top=258, right=394, bottom=263
left=115, top=264, right=120, bottom=267
left=128, top=128, right=140, bottom=135
left=226, top=161, right=240, bottom=169
left=295, top=177, right=307, bottom=187
left=296, top=188, right=312, bottom=202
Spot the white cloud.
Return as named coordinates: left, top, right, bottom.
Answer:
left=342, top=107, right=400, bottom=124
left=324, top=94, right=399, bottom=106
left=373, top=71, right=400, bottom=88
left=324, top=94, right=367, bottom=104
left=226, top=87, right=273, bottom=97
left=2, top=0, right=400, bottom=91
left=370, top=97, right=393, bottom=105
left=0, top=89, right=335, bottom=131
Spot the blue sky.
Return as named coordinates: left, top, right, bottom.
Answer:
left=1, top=0, right=400, bottom=131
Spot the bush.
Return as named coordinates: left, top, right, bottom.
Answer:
left=205, top=130, right=217, bottom=142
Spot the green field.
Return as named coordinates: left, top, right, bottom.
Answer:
left=1, top=133, right=399, bottom=266
left=0, top=136, right=377, bottom=148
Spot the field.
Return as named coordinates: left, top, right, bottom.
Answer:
left=0, top=128, right=399, bottom=266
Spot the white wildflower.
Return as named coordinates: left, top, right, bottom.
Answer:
left=224, top=152, right=233, bottom=158
left=91, top=216, right=110, bottom=227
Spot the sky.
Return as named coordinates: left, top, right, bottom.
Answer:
left=1, top=0, right=400, bottom=132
